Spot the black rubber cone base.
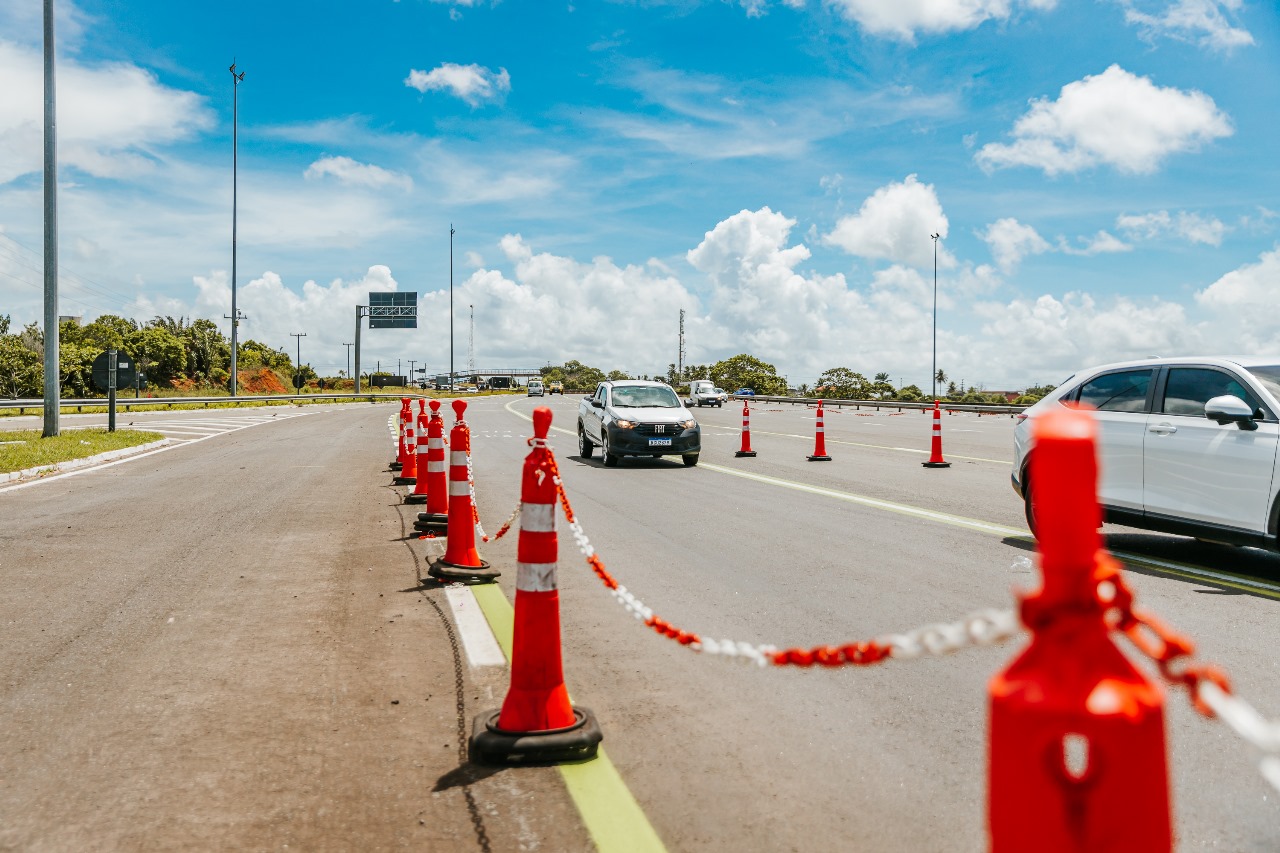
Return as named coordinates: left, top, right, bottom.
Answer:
left=922, top=461, right=952, bottom=468
left=404, top=493, right=427, bottom=504
left=416, top=511, right=448, bottom=524
left=470, top=707, right=602, bottom=765
left=390, top=461, right=402, bottom=471
left=392, top=475, right=417, bottom=485
left=428, top=558, right=500, bottom=583
left=735, top=450, right=757, bottom=457
left=414, top=515, right=449, bottom=533
left=807, top=455, right=832, bottom=462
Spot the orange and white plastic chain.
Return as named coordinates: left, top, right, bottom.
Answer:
left=455, top=415, right=488, bottom=541
left=482, top=501, right=521, bottom=544
left=546, top=443, right=1020, bottom=668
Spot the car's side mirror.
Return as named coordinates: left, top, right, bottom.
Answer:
left=1205, top=395, right=1258, bottom=430
left=590, top=399, right=603, bottom=408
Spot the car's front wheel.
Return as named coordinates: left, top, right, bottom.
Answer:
left=578, top=425, right=595, bottom=459
left=682, top=453, right=699, bottom=467
left=601, top=432, right=620, bottom=467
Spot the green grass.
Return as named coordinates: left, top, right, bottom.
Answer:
left=0, top=428, right=166, bottom=474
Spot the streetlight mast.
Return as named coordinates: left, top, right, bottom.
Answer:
left=931, top=232, right=940, bottom=400
left=290, top=332, right=306, bottom=389
left=449, top=226, right=455, bottom=385
left=343, top=342, right=353, bottom=379
left=229, top=61, right=245, bottom=397
left=42, top=0, right=59, bottom=437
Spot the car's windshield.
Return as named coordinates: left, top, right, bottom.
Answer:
left=612, top=386, right=681, bottom=408
left=1245, top=366, right=1280, bottom=403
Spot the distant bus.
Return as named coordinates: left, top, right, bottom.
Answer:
left=434, top=374, right=453, bottom=390
left=487, top=377, right=513, bottom=390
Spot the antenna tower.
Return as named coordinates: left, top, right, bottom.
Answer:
left=677, top=308, right=686, bottom=379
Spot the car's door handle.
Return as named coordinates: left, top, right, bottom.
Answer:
left=1148, top=423, right=1177, bottom=435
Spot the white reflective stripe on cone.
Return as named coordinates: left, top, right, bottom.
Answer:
left=429, top=437, right=445, bottom=449
left=521, top=502, right=556, bottom=533
left=427, top=461, right=446, bottom=472
left=449, top=480, right=471, bottom=497
left=450, top=451, right=468, bottom=467
left=516, top=561, right=558, bottom=592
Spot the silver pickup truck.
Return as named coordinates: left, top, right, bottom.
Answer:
left=578, top=380, right=702, bottom=467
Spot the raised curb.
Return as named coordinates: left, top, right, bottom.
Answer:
left=0, top=438, right=171, bottom=485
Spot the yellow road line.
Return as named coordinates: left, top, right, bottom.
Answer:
left=470, top=582, right=667, bottom=853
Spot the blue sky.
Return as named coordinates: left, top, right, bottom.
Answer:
left=0, top=0, right=1277, bottom=389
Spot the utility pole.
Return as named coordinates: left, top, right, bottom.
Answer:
left=42, top=0, right=59, bottom=437
left=468, top=304, right=475, bottom=380
left=229, top=61, right=246, bottom=397
left=343, top=342, right=353, bottom=378
left=408, top=359, right=416, bottom=387
left=290, top=332, right=306, bottom=390
left=931, top=232, right=940, bottom=400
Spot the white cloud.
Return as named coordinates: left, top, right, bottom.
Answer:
left=0, top=40, right=213, bottom=184
left=981, top=218, right=1050, bottom=273
left=404, top=63, right=511, bottom=107
left=975, top=65, right=1232, bottom=175
left=304, top=156, right=413, bottom=191
left=1116, top=209, right=1227, bottom=246
left=822, top=175, right=951, bottom=269
left=1058, top=230, right=1132, bottom=255
left=1119, top=0, right=1254, bottom=52
left=824, top=0, right=1057, bottom=41
left=1196, top=247, right=1280, bottom=311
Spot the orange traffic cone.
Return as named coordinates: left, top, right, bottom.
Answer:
left=428, top=400, right=499, bottom=582
left=414, top=400, right=450, bottom=530
left=922, top=400, right=951, bottom=468
left=391, top=398, right=409, bottom=471
left=394, top=399, right=419, bottom=485
left=471, top=406, right=602, bottom=764
left=988, top=406, right=1171, bottom=850
left=735, top=400, right=757, bottom=458
left=406, top=400, right=430, bottom=504
left=807, top=399, right=832, bottom=461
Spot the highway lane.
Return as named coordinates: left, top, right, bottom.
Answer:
left=3, top=396, right=1278, bottom=850
left=0, top=402, right=588, bottom=851
left=473, top=394, right=1280, bottom=851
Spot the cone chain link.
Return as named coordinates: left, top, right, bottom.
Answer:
left=542, top=442, right=1020, bottom=667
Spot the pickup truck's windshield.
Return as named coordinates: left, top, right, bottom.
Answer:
left=612, top=387, right=681, bottom=408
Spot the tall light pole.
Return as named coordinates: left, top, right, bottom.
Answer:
left=290, top=332, right=306, bottom=389
left=931, top=232, right=940, bottom=400
left=343, top=342, right=353, bottom=379
left=449, top=225, right=455, bottom=384
left=229, top=61, right=245, bottom=397
left=42, top=0, right=59, bottom=437
left=408, top=359, right=416, bottom=388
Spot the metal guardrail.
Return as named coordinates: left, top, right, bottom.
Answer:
left=726, top=394, right=1027, bottom=416
left=0, top=393, right=424, bottom=415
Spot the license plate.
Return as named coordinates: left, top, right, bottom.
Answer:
left=648, top=438, right=672, bottom=447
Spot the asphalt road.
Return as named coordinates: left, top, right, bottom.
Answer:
left=3, top=398, right=1279, bottom=850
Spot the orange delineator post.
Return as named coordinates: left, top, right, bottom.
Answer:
left=988, top=407, right=1171, bottom=851
left=406, top=400, right=430, bottom=504
left=807, top=399, right=831, bottom=461
left=922, top=400, right=951, bottom=468
left=414, top=400, right=450, bottom=527
left=470, top=406, right=602, bottom=764
left=392, top=399, right=415, bottom=483
left=400, top=400, right=418, bottom=482
left=735, top=400, right=757, bottom=458
left=429, top=400, right=498, bottom=582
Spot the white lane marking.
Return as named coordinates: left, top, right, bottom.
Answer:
left=0, top=414, right=309, bottom=493
left=444, top=585, right=506, bottom=667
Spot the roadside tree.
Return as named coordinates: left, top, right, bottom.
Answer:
left=710, top=354, right=786, bottom=396
left=814, top=367, right=871, bottom=399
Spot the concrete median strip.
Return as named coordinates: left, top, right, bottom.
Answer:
left=0, top=439, right=170, bottom=487
left=469, top=584, right=667, bottom=853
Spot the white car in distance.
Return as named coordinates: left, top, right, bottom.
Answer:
left=1013, top=356, right=1280, bottom=550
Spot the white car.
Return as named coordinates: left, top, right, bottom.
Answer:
left=1012, top=357, right=1280, bottom=549
left=527, top=380, right=545, bottom=397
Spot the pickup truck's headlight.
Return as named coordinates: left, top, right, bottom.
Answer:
left=613, top=419, right=636, bottom=429
left=678, top=419, right=697, bottom=430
